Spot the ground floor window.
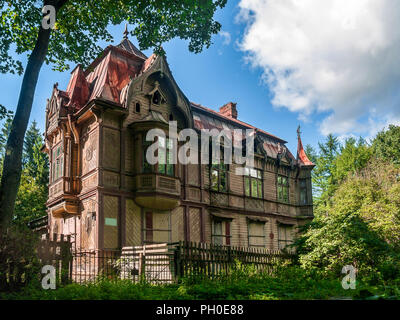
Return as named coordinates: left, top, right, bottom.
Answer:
left=278, top=224, right=293, bottom=250
left=212, top=219, right=231, bottom=245
left=248, top=220, right=266, bottom=248
left=143, top=211, right=171, bottom=244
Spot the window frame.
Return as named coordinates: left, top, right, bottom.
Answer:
left=210, top=160, right=228, bottom=193
left=299, top=179, right=308, bottom=205
left=142, top=211, right=172, bottom=244
left=277, top=175, right=289, bottom=203
left=211, top=219, right=232, bottom=245
left=51, top=143, right=64, bottom=183
left=278, top=224, right=293, bottom=250
left=142, top=135, right=174, bottom=177
left=244, top=167, right=263, bottom=199
left=247, top=220, right=266, bottom=248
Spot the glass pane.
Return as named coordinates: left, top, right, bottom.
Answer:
left=211, top=170, right=219, bottom=190
left=257, top=170, right=262, bottom=179
left=158, top=148, right=166, bottom=164
left=283, top=187, right=288, bottom=202
left=158, top=148, right=166, bottom=173
left=166, top=164, right=174, bottom=176
left=277, top=176, right=281, bottom=184
left=251, top=178, right=258, bottom=197
left=158, top=136, right=166, bottom=148
left=278, top=186, right=283, bottom=200
left=301, top=190, right=307, bottom=204
left=166, top=138, right=173, bottom=150
left=245, top=177, right=250, bottom=196
left=250, top=168, right=257, bottom=177
left=258, top=180, right=262, bottom=198
left=244, top=167, right=249, bottom=176
left=220, top=170, right=227, bottom=191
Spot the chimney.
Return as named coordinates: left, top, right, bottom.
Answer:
left=219, top=102, right=238, bottom=119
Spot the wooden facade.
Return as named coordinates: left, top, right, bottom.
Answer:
left=44, top=35, right=314, bottom=252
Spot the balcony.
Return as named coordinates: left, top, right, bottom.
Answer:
left=134, top=173, right=181, bottom=210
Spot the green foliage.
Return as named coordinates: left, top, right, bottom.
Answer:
left=297, top=160, right=400, bottom=280
left=4, top=264, right=398, bottom=300
left=0, top=225, right=41, bottom=292
left=334, top=137, right=372, bottom=183
left=373, top=125, right=400, bottom=166
left=0, top=116, right=48, bottom=226
left=0, top=0, right=227, bottom=74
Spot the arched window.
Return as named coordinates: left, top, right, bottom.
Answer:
left=135, top=102, right=141, bottom=113
left=152, top=91, right=161, bottom=105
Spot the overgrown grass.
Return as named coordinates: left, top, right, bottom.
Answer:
left=2, top=263, right=399, bottom=300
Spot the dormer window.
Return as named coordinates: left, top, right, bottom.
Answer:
left=152, top=91, right=161, bottom=105
left=149, top=82, right=167, bottom=106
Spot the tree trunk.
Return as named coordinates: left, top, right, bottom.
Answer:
left=0, top=26, right=51, bottom=230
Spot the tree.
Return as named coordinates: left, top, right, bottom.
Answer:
left=372, top=125, right=400, bottom=165
left=0, top=0, right=227, bottom=229
left=297, top=160, right=400, bottom=279
left=309, top=134, right=340, bottom=204
left=334, top=137, right=372, bottom=183
left=0, top=121, right=49, bottom=225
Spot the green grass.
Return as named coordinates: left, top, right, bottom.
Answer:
left=2, top=265, right=398, bottom=300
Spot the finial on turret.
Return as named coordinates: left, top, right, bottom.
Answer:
left=297, top=125, right=301, bottom=138
left=123, top=23, right=129, bottom=40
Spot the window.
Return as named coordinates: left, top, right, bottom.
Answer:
left=210, top=161, right=228, bottom=192
left=142, top=138, right=153, bottom=173
left=143, top=211, right=171, bottom=244
left=152, top=91, right=161, bottom=105
left=51, top=144, right=63, bottom=182
left=135, top=102, right=141, bottom=113
left=277, top=175, right=289, bottom=203
left=212, top=219, right=231, bottom=245
left=244, top=167, right=263, bottom=198
left=278, top=224, right=293, bottom=250
left=299, top=179, right=308, bottom=205
left=142, top=136, right=174, bottom=176
left=157, top=136, right=174, bottom=176
left=248, top=221, right=266, bottom=248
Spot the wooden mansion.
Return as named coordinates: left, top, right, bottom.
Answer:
left=43, top=32, right=314, bottom=252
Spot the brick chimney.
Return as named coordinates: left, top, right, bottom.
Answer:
left=219, top=102, right=238, bottom=119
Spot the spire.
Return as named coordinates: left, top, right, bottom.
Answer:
left=296, top=125, right=314, bottom=167
left=123, top=23, right=129, bottom=40
left=116, top=24, right=147, bottom=60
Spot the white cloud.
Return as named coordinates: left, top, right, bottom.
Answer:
left=237, top=0, right=400, bottom=136
left=219, top=31, right=231, bottom=45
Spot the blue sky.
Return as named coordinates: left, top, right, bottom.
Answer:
left=2, top=0, right=400, bottom=155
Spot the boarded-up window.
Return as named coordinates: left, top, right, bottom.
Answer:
left=248, top=221, right=266, bottom=247
left=278, top=224, right=293, bottom=250
left=189, top=207, right=202, bottom=242
left=212, top=220, right=231, bottom=245
left=143, top=211, right=171, bottom=244
left=125, top=199, right=141, bottom=246
left=103, top=195, right=119, bottom=249
left=171, top=207, right=184, bottom=243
